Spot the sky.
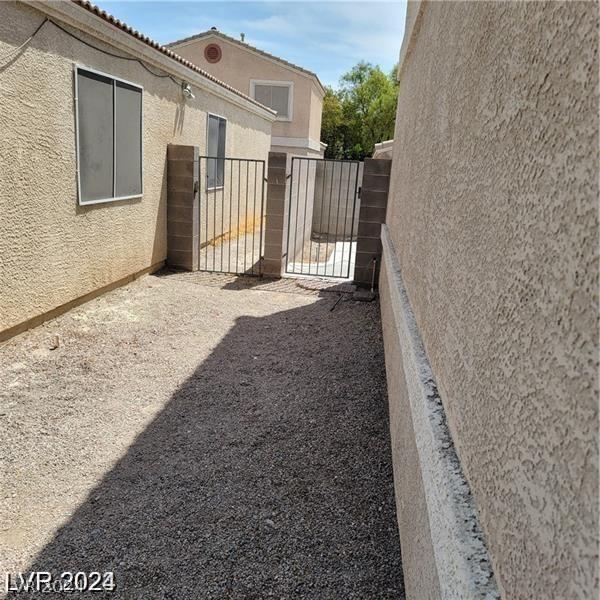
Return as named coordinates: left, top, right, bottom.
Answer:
left=98, top=1, right=407, bottom=88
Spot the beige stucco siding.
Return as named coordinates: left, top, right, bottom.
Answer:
left=171, top=36, right=322, bottom=142
left=308, top=86, right=323, bottom=145
left=384, top=1, right=598, bottom=598
left=0, top=1, right=271, bottom=335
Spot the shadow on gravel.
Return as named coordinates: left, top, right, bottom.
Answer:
left=17, top=296, right=404, bottom=599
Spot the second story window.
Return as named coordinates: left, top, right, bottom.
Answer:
left=250, top=80, right=293, bottom=121
left=75, top=66, right=143, bottom=205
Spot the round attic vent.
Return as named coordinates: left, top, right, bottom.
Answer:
left=204, top=43, right=222, bottom=63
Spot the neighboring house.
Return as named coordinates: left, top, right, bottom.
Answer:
left=381, top=1, right=597, bottom=599
left=167, top=28, right=326, bottom=158
left=0, top=0, right=275, bottom=341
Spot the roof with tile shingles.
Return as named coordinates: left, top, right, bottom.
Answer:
left=69, top=0, right=276, bottom=115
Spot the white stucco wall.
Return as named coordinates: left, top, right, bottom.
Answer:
left=0, top=1, right=272, bottom=337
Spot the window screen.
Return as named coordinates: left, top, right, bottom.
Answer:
left=115, top=81, right=142, bottom=198
left=252, top=83, right=291, bottom=119
left=76, top=67, right=143, bottom=204
left=77, top=70, right=114, bottom=202
left=207, top=114, right=226, bottom=188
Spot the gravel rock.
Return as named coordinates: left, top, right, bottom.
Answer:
left=0, top=272, right=404, bottom=599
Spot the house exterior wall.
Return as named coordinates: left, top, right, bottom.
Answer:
left=0, top=1, right=272, bottom=338
left=170, top=35, right=323, bottom=146
left=274, top=145, right=322, bottom=160
left=308, top=86, right=323, bottom=146
left=382, top=1, right=598, bottom=599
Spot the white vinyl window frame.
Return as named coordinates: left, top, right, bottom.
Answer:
left=250, top=79, right=294, bottom=122
left=74, top=64, right=144, bottom=206
left=206, top=112, right=227, bottom=191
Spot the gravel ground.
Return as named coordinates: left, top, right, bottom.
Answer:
left=0, top=271, right=404, bottom=599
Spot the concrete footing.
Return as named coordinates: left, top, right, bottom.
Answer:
left=379, top=224, right=500, bottom=600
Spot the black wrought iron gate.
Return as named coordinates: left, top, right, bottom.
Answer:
left=198, top=157, right=265, bottom=276
left=285, top=157, right=362, bottom=279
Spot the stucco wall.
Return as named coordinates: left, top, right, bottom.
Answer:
left=0, top=1, right=271, bottom=335
left=171, top=35, right=322, bottom=142
left=308, top=85, right=323, bottom=145
left=383, top=1, right=598, bottom=598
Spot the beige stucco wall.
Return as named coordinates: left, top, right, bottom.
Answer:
left=308, top=85, right=323, bottom=145
left=274, top=145, right=322, bottom=160
left=0, top=1, right=272, bottom=336
left=170, top=35, right=323, bottom=143
left=383, top=1, right=598, bottom=598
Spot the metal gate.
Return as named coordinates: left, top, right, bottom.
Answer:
left=198, top=156, right=265, bottom=276
left=285, top=157, right=362, bottom=279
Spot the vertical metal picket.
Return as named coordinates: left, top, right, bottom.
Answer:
left=197, top=156, right=266, bottom=276
left=284, top=157, right=362, bottom=279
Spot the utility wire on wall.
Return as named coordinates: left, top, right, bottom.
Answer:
left=1, top=16, right=184, bottom=90
left=0, top=17, right=48, bottom=63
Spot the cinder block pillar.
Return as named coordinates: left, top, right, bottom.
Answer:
left=353, top=158, right=391, bottom=287
left=167, top=145, right=200, bottom=271
left=263, top=152, right=287, bottom=277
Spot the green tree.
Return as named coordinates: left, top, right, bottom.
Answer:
left=321, top=61, right=398, bottom=160
left=320, top=87, right=344, bottom=159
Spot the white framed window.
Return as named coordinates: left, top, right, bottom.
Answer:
left=250, top=80, right=293, bottom=121
left=206, top=113, right=227, bottom=189
left=74, top=65, right=143, bottom=205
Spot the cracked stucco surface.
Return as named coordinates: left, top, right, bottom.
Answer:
left=0, top=1, right=272, bottom=334
left=385, top=1, right=598, bottom=598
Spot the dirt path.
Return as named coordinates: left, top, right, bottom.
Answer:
left=0, top=271, right=404, bottom=599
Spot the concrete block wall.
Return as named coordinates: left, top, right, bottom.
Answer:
left=354, top=158, right=391, bottom=287
left=263, top=152, right=287, bottom=277
left=167, top=145, right=200, bottom=271
left=312, top=160, right=362, bottom=240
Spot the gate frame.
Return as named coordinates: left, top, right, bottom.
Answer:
left=283, top=155, right=361, bottom=280
left=196, top=155, right=266, bottom=277
left=166, top=145, right=267, bottom=276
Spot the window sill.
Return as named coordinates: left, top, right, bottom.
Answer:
left=78, top=193, right=143, bottom=206
left=206, top=186, right=224, bottom=192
